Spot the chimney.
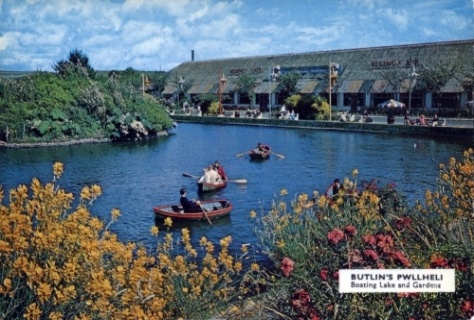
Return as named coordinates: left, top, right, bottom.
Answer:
left=191, top=50, right=194, bottom=61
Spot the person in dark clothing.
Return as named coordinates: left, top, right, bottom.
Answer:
left=179, top=188, right=201, bottom=213
left=325, top=179, right=342, bottom=198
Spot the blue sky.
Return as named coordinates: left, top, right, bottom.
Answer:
left=0, top=0, right=472, bottom=72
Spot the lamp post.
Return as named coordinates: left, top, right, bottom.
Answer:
left=218, top=71, right=227, bottom=114
left=328, top=62, right=339, bottom=121
left=177, top=75, right=184, bottom=111
left=268, top=64, right=280, bottom=118
left=408, top=64, right=419, bottom=113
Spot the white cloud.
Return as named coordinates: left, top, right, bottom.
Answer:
left=0, top=0, right=472, bottom=71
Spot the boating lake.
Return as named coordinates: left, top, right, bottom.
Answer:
left=0, top=123, right=472, bottom=261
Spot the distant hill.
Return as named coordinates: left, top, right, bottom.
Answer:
left=0, top=70, right=40, bottom=79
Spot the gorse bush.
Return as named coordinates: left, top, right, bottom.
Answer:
left=248, top=148, right=474, bottom=319
left=0, top=163, right=254, bottom=319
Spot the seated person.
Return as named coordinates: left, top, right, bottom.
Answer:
left=179, top=188, right=201, bottom=213
left=325, top=179, right=342, bottom=199
left=253, top=143, right=265, bottom=154
left=214, top=161, right=227, bottom=180
left=418, top=114, right=426, bottom=126
left=206, top=164, right=222, bottom=183
left=432, top=113, right=439, bottom=126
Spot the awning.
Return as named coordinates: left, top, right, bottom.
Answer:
left=371, top=79, right=395, bottom=93
left=187, top=76, right=218, bottom=94
left=162, top=85, right=177, bottom=95
left=399, top=79, right=412, bottom=93
left=253, top=81, right=279, bottom=94
left=221, top=81, right=236, bottom=94
left=295, top=79, right=319, bottom=94
left=359, top=80, right=375, bottom=93
left=440, top=78, right=463, bottom=92
left=339, top=80, right=363, bottom=93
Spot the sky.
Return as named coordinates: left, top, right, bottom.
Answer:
left=0, top=0, right=472, bottom=72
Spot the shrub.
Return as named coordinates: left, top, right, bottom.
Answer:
left=248, top=150, right=474, bottom=319
left=0, top=163, right=253, bottom=319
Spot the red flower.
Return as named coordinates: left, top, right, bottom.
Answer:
left=332, top=270, right=339, bottom=280
left=291, top=289, right=311, bottom=308
left=327, top=228, right=344, bottom=245
left=430, top=253, right=448, bottom=268
left=319, top=268, right=329, bottom=281
left=376, top=234, right=394, bottom=253
left=281, top=257, right=295, bottom=277
left=395, top=215, right=412, bottom=230
left=363, top=249, right=379, bottom=261
left=362, top=234, right=376, bottom=246
left=392, top=251, right=411, bottom=267
left=460, top=299, right=473, bottom=316
left=350, top=249, right=364, bottom=264
left=344, top=225, right=357, bottom=237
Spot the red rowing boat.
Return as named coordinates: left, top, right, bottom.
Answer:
left=153, top=199, right=232, bottom=221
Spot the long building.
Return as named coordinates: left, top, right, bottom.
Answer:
left=163, top=39, right=473, bottom=114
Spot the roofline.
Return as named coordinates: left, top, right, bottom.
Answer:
left=178, top=39, right=474, bottom=65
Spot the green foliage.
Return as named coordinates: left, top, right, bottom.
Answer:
left=207, top=101, right=220, bottom=116
left=279, top=72, right=301, bottom=98
left=284, top=94, right=316, bottom=120
left=53, top=48, right=96, bottom=79
left=193, top=93, right=218, bottom=113
left=312, top=96, right=330, bottom=120
left=248, top=152, right=474, bottom=319
left=0, top=50, right=173, bottom=143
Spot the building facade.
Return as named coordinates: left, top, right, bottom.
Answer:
left=163, top=40, right=473, bottom=113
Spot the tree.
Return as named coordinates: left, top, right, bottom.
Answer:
left=235, top=72, right=258, bottom=105
left=53, top=48, right=96, bottom=79
left=279, top=72, right=301, bottom=99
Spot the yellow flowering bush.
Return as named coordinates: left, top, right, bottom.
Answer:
left=0, top=163, right=253, bottom=319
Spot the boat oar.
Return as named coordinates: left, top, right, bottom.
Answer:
left=235, top=151, right=249, bottom=157
left=198, top=203, right=212, bottom=225
left=270, top=151, right=285, bottom=159
left=227, top=178, right=247, bottom=184
left=183, top=173, right=200, bottom=179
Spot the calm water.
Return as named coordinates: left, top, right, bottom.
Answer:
left=0, top=123, right=471, bottom=258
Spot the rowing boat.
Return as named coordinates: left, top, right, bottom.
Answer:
left=197, top=179, right=228, bottom=193
left=153, top=199, right=232, bottom=221
left=249, top=145, right=271, bottom=160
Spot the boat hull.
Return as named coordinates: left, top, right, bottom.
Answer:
left=197, top=179, right=228, bottom=192
left=249, top=145, right=271, bottom=160
left=153, top=199, right=232, bottom=221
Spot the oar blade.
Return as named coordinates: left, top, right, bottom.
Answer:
left=183, top=173, right=199, bottom=178
left=229, top=179, right=247, bottom=184
left=235, top=151, right=249, bottom=157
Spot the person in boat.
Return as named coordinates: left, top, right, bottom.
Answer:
left=253, top=143, right=265, bottom=154
left=206, top=164, right=222, bottom=184
left=179, top=188, right=202, bottom=213
left=325, top=179, right=342, bottom=199
left=198, top=167, right=210, bottom=184
left=214, top=161, right=227, bottom=180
